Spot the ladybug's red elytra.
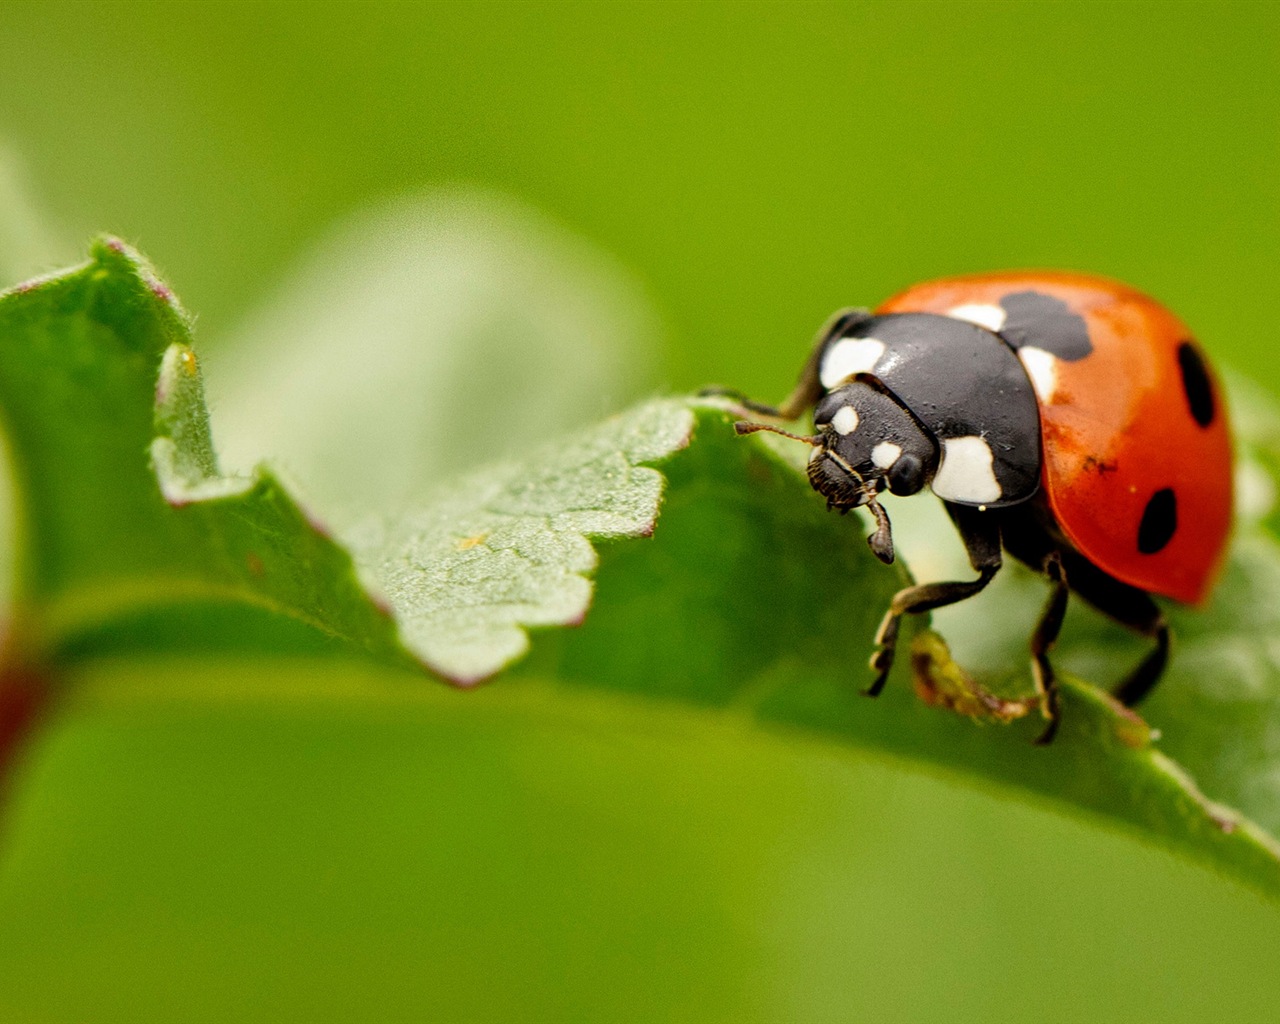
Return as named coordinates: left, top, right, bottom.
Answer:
left=728, top=272, right=1232, bottom=743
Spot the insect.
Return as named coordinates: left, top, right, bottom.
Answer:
left=729, top=272, right=1232, bottom=743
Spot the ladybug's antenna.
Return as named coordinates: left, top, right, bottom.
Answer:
left=736, top=417, right=895, bottom=562
left=733, top=421, right=823, bottom=446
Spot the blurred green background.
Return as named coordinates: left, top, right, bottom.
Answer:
left=2, top=2, right=1279, bottom=1021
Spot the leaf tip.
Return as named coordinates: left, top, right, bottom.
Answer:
left=154, top=342, right=200, bottom=408
left=89, top=234, right=142, bottom=273
left=89, top=234, right=193, bottom=331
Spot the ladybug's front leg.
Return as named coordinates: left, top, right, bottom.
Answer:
left=1029, top=552, right=1070, bottom=745
left=868, top=504, right=1002, bottom=695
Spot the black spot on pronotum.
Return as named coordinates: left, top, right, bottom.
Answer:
left=1177, top=340, right=1216, bottom=427
left=1138, top=488, right=1178, bottom=555
left=997, top=291, right=1093, bottom=361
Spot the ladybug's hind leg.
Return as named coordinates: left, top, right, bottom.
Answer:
left=1112, top=622, right=1170, bottom=706
left=1064, top=567, right=1170, bottom=707
left=698, top=387, right=798, bottom=419
left=868, top=504, right=1002, bottom=695
left=1042, top=548, right=1171, bottom=710
left=701, top=309, right=874, bottom=421
left=700, top=348, right=825, bottom=421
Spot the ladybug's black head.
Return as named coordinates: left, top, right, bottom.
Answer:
left=809, top=380, right=938, bottom=510
left=735, top=378, right=938, bottom=565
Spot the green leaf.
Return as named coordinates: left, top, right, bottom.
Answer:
left=0, top=239, right=405, bottom=665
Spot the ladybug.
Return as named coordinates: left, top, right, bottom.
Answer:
left=729, top=272, right=1232, bottom=743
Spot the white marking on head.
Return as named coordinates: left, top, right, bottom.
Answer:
left=1017, top=345, right=1058, bottom=401
left=930, top=435, right=1002, bottom=504
left=820, top=337, right=886, bottom=389
left=947, top=303, right=1007, bottom=332
left=832, top=404, right=860, bottom=435
left=871, top=441, right=902, bottom=469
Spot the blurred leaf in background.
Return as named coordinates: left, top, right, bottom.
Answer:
left=205, top=188, right=660, bottom=521
left=1, top=2, right=1279, bottom=1022
left=0, top=144, right=63, bottom=284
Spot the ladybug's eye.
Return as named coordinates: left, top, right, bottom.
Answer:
left=886, top=454, right=926, bottom=496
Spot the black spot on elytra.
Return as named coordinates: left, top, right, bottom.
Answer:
left=1177, top=340, right=1216, bottom=427
left=998, top=291, right=1093, bottom=361
left=1137, top=488, right=1178, bottom=555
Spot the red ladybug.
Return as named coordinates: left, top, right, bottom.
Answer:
left=731, top=272, right=1232, bottom=743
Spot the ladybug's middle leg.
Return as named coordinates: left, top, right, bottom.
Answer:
left=868, top=504, right=1001, bottom=695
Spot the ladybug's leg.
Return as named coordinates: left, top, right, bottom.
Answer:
left=700, top=332, right=828, bottom=420
left=1029, top=553, right=1069, bottom=745
left=772, top=343, right=827, bottom=420
left=1047, top=553, right=1170, bottom=707
left=868, top=504, right=1001, bottom=695
left=697, top=387, right=792, bottom=418
left=1112, top=621, right=1170, bottom=706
